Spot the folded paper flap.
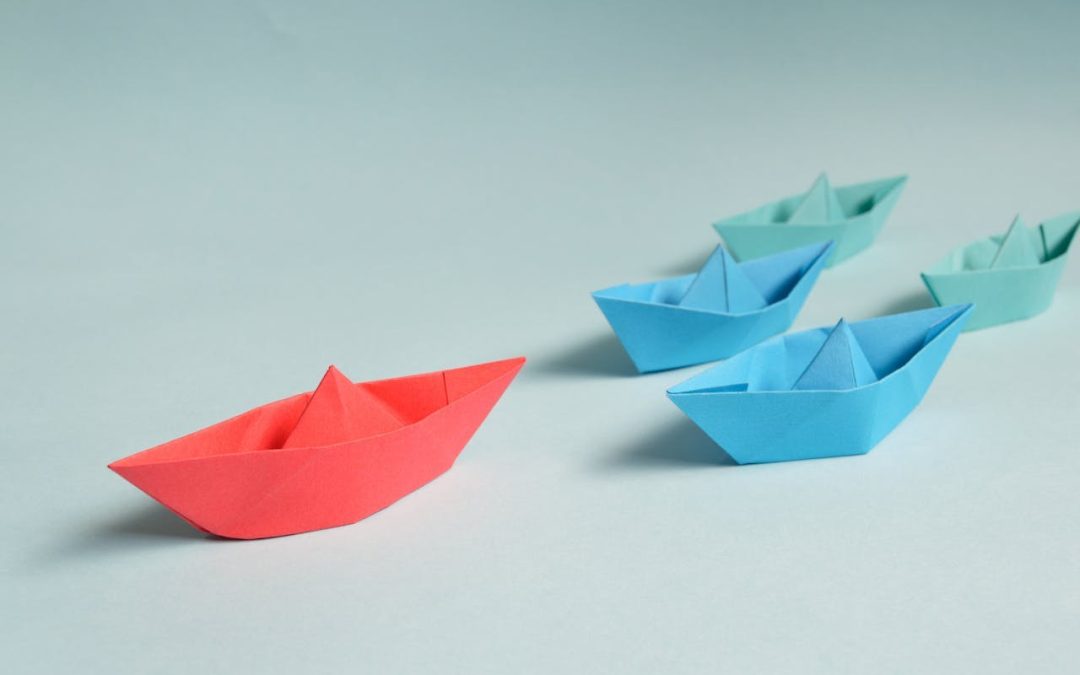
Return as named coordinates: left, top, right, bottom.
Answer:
left=666, top=301, right=969, bottom=466
left=444, top=357, right=526, bottom=401
left=714, top=174, right=906, bottom=228
left=989, top=215, right=1040, bottom=269
left=110, top=357, right=526, bottom=468
left=362, top=371, right=448, bottom=424
left=665, top=336, right=778, bottom=395
left=849, top=304, right=972, bottom=377
left=647, top=275, right=695, bottom=305
left=595, top=241, right=832, bottom=311
left=929, top=212, right=1079, bottom=276
left=834, top=174, right=907, bottom=215
left=678, top=246, right=767, bottom=313
left=282, top=366, right=405, bottom=449
left=787, top=173, right=846, bottom=224
left=739, top=240, right=834, bottom=303
left=1039, top=211, right=1080, bottom=260
left=922, top=311, right=960, bottom=345
left=235, top=405, right=305, bottom=454
left=791, top=319, right=878, bottom=391
left=108, top=393, right=312, bottom=469
left=956, top=239, right=1002, bottom=271
left=594, top=241, right=834, bottom=373
left=365, top=357, right=525, bottom=422
left=591, top=279, right=686, bottom=305
left=666, top=305, right=972, bottom=396
left=110, top=356, right=527, bottom=539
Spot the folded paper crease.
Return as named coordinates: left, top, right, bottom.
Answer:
left=921, top=212, right=1079, bottom=330
left=109, top=357, right=526, bottom=539
left=593, top=241, right=834, bottom=372
left=667, top=305, right=972, bottom=464
left=713, top=173, right=906, bottom=266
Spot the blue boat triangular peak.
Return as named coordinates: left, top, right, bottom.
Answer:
left=990, top=215, right=1040, bottom=269
left=791, top=319, right=878, bottom=391
left=787, top=173, right=846, bottom=225
left=665, top=304, right=974, bottom=397
left=678, top=245, right=767, bottom=313
left=664, top=304, right=972, bottom=464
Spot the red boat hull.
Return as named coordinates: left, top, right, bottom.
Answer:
left=109, top=357, right=525, bottom=539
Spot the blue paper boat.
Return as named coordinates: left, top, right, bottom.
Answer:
left=713, top=174, right=907, bottom=267
left=667, top=304, right=974, bottom=463
left=921, top=212, right=1079, bottom=331
left=592, top=241, right=834, bottom=373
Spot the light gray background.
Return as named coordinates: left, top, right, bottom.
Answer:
left=3, top=1, right=1079, bottom=673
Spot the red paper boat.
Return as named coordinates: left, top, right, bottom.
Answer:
left=109, top=357, right=525, bottom=539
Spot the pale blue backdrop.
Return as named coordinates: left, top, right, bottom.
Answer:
left=3, top=1, right=1079, bottom=673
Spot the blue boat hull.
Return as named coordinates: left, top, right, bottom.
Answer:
left=593, top=242, right=832, bottom=373
left=667, top=304, right=973, bottom=463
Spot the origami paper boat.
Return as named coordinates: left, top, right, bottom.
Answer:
left=713, top=173, right=907, bottom=266
left=667, top=304, right=973, bottom=464
left=921, top=212, right=1079, bottom=331
left=593, top=241, right=834, bottom=373
left=109, top=357, right=525, bottom=539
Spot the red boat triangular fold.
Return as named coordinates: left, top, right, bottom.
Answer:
left=282, top=366, right=405, bottom=448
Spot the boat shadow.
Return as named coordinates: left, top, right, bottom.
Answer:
left=875, top=288, right=936, bottom=316
left=599, top=417, right=738, bottom=470
left=22, top=504, right=218, bottom=572
left=93, top=503, right=215, bottom=541
left=529, top=332, right=639, bottom=378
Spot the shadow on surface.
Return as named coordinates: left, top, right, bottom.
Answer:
left=24, top=504, right=215, bottom=572
left=874, top=288, right=936, bottom=316
left=529, top=333, right=639, bottom=378
left=97, top=503, right=211, bottom=540
left=600, top=417, right=738, bottom=470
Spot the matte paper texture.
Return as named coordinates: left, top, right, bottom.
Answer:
left=109, top=357, right=525, bottom=539
left=667, top=305, right=972, bottom=464
left=713, top=173, right=907, bottom=266
left=593, top=241, right=833, bottom=372
left=922, top=212, right=1079, bottom=330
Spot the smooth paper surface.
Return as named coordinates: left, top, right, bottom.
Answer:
left=922, top=212, right=1079, bottom=330
left=282, top=366, right=404, bottom=448
left=667, top=305, right=972, bottom=464
left=788, top=173, right=846, bottom=224
left=593, top=241, right=834, bottom=373
left=713, top=174, right=907, bottom=266
left=108, top=357, right=526, bottom=539
left=791, top=319, right=877, bottom=390
left=678, top=246, right=767, bottom=312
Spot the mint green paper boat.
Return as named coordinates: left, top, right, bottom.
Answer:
left=713, top=173, right=907, bottom=267
left=921, top=212, right=1080, bottom=331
